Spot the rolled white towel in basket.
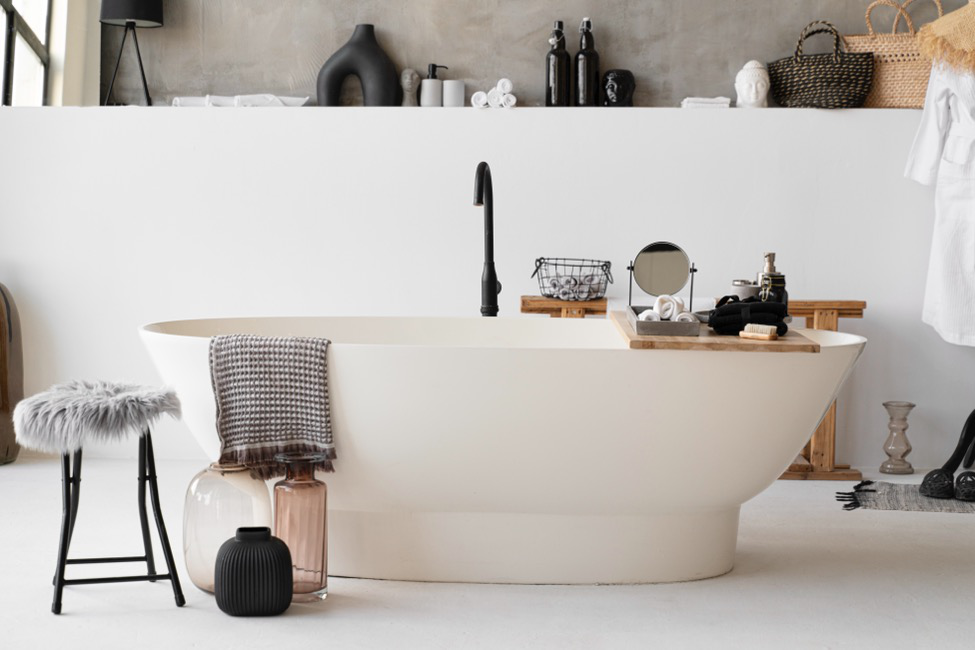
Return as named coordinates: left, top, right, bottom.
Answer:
left=638, top=309, right=662, bottom=322
left=653, top=295, right=685, bottom=320
left=560, top=276, right=579, bottom=289
left=674, top=312, right=698, bottom=323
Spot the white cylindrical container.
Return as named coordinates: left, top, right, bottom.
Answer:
left=420, top=80, right=443, bottom=107
left=443, top=80, right=466, bottom=107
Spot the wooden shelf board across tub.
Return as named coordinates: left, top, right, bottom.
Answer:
left=610, top=311, right=820, bottom=353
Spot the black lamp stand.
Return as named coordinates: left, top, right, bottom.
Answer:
left=103, top=21, right=152, bottom=106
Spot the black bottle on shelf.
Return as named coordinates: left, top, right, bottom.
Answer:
left=574, top=17, right=600, bottom=106
left=545, top=21, right=571, bottom=107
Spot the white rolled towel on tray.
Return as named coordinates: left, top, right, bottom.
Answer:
left=653, top=295, right=685, bottom=320
left=674, top=312, right=698, bottom=323
left=638, top=309, right=661, bottom=322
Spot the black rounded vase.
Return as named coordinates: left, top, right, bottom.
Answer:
left=214, top=527, right=293, bottom=616
left=317, top=24, right=401, bottom=106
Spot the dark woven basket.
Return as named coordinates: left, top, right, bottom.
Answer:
left=768, top=21, right=874, bottom=108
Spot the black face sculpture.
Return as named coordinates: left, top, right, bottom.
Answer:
left=602, top=69, right=635, bottom=107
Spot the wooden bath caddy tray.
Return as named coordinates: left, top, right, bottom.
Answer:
left=609, top=311, right=820, bottom=352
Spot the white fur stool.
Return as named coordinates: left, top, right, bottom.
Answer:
left=14, top=380, right=185, bottom=614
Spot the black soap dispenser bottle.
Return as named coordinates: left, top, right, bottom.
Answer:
left=574, top=17, right=600, bottom=106
left=545, top=21, right=571, bottom=107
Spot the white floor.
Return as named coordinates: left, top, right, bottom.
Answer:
left=1, top=457, right=970, bottom=649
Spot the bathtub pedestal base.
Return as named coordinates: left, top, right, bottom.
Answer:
left=329, top=508, right=740, bottom=584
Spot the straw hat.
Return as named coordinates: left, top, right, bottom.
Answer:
left=919, top=0, right=975, bottom=71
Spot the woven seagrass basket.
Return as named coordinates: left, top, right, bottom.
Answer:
left=768, top=20, right=874, bottom=109
left=843, top=0, right=941, bottom=108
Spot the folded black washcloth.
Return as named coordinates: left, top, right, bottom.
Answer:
left=708, top=297, right=789, bottom=336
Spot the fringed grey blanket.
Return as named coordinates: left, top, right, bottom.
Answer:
left=210, top=334, right=335, bottom=479
left=837, top=480, right=975, bottom=513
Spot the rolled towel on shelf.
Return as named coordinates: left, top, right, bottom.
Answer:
left=502, top=93, right=517, bottom=108
left=560, top=276, right=579, bottom=289
left=497, top=78, right=514, bottom=94
left=547, top=278, right=561, bottom=295
left=653, top=295, right=685, bottom=320
left=638, top=309, right=662, bottom=322
left=558, top=287, right=575, bottom=300
left=487, top=88, right=504, bottom=108
left=574, top=286, right=591, bottom=301
left=674, top=312, right=698, bottom=323
left=471, top=91, right=489, bottom=108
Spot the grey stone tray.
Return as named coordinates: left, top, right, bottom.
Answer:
left=626, top=306, right=701, bottom=337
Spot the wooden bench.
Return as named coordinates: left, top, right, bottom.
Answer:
left=779, top=300, right=866, bottom=481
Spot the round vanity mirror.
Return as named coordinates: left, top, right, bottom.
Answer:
left=631, top=242, right=690, bottom=296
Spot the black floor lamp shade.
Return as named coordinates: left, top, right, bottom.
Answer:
left=100, top=0, right=164, bottom=28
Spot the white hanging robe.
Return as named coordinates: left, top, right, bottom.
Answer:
left=906, top=64, right=975, bottom=346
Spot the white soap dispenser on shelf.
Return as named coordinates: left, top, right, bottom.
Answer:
left=420, top=64, right=449, bottom=107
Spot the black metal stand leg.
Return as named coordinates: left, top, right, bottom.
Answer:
left=129, top=24, right=152, bottom=106
left=52, top=454, right=73, bottom=614
left=137, top=437, right=157, bottom=581
left=103, top=23, right=130, bottom=106
left=144, top=431, right=184, bottom=607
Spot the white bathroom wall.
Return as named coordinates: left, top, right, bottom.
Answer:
left=0, top=107, right=968, bottom=470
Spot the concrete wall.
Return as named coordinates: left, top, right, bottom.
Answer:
left=100, top=0, right=963, bottom=107
left=0, top=107, right=964, bottom=472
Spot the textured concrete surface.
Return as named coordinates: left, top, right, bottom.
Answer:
left=100, top=0, right=964, bottom=107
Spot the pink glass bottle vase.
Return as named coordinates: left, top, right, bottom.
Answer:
left=273, top=453, right=328, bottom=602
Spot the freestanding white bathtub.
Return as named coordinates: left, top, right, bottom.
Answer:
left=140, top=315, right=865, bottom=584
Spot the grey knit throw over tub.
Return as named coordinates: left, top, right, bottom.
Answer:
left=209, top=334, right=335, bottom=479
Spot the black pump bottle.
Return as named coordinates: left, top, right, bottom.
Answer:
left=574, top=17, right=600, bottom=106
left=545, top=21, right=571, bottom=107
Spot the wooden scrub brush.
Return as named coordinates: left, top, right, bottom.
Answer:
left=739, top=323, right=778, bottom=341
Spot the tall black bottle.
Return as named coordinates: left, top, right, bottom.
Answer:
left=545, top=21, right=571, bottom=107
left=574, top=18, right=600, bottom=106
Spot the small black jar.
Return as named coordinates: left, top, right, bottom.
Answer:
left=214, top=527, right=293, bottom=616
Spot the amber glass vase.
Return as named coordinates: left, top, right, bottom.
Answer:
left=273, top=453, right=328, bottom=602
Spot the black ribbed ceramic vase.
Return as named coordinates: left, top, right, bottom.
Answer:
left=317, top=24, right=401, bottom=106
left=214, top=527, right=293, bottom=616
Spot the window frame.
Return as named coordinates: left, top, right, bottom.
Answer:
left=1, top=0, right=52, bottom=106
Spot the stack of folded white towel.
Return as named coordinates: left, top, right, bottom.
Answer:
left=172, top=94, right=309, bottom=107
left=637, top=295, right=698, bottom=322
left=679, top=96, right=731, bottom=109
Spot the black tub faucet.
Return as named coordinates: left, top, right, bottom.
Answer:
left=473, top=161, right=501, bottom=317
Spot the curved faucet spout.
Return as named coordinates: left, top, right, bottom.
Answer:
left=473, top=162, right=500, bottom=317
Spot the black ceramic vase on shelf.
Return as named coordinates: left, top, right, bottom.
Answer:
left=317, top=24, right=401, bottom=106
left=0, top=282, right=22, bottom=465
left=214, top=527, right=293, bottom=617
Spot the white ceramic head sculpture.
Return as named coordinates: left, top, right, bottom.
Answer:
left=735, top=60, right=770, bottom=108
left=401, top=68, right=420, bottom=107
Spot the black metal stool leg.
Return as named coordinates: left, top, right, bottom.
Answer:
left=52, top=454, right=74, bottom=614
left=137, top=436, right=157, bottom=580
left=67, top=450, right=82, bottom=546
left=143, top=430, right=185, bottom=607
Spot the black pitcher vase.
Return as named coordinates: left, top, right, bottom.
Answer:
left=317, top=24, right=401, bottom=106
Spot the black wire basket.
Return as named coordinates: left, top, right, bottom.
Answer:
left=531, top=258, right=613, bottom=301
